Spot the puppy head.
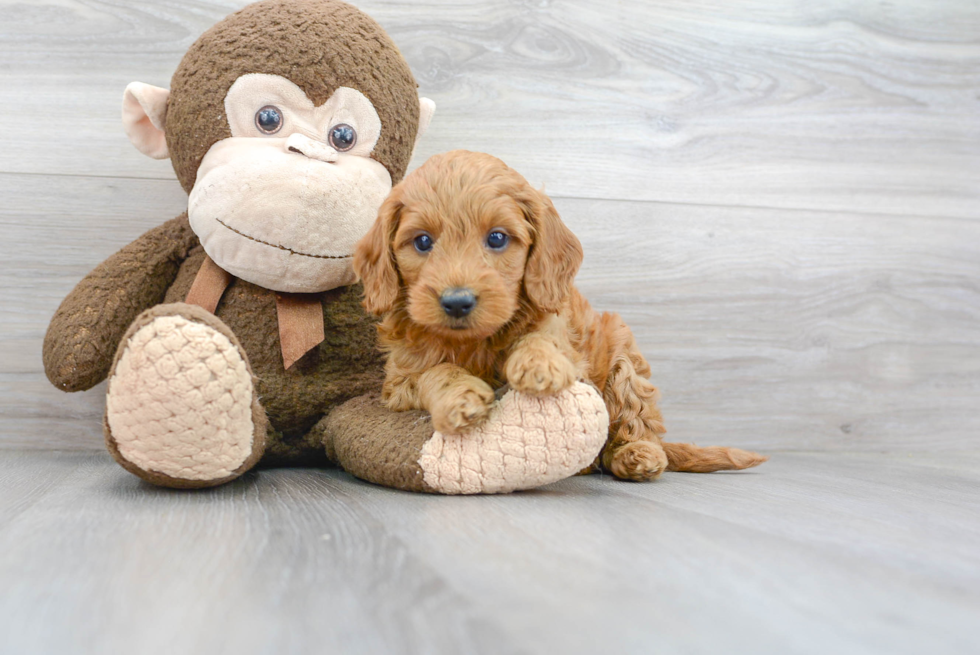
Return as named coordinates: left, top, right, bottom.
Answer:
left=354, top=150, right=582, bottom=339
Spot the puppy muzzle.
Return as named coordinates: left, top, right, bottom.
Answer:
left=440, top=287, right=477, bottom=319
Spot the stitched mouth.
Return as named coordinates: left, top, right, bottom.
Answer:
left=215, top=218, right=352, bottom=260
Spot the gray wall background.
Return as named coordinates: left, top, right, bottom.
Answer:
left=1, top=0, right=978, bottom=452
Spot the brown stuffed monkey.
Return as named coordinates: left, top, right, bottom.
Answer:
left=42, top=0, right=608, bottom=493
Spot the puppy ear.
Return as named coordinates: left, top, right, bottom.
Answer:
left=520, top=187, right=583, bottom=312
left=353, top=195, right=403, bottom=315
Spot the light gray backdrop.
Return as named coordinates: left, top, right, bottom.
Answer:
left=2, top=0, right=977, bottom=452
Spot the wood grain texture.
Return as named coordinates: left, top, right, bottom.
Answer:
left=0, top=0, right=977, bottom=216
left=2, top=2, right=978, bottom=653
left=2, top=3, right=977, bottom=454
left=0, top=450, right=977, bottom=654
left=0, top=172, right=186, bottom=449
left=562, top=197, right=980, bottom=452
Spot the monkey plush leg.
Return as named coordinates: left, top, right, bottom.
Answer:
left=318, top=382, right=609, bottom=495
left=104, top=303, right=268, bottom=488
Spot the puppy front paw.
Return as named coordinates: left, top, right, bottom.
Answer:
left=429, top=377, right=495, bottom=434
left=505, top=345, right=578, bottom=396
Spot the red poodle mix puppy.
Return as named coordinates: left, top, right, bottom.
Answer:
left=354, top=150, right=766, bottom=480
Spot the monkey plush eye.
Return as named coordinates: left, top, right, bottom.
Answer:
left=328, top=123, right=357, bottom=151
left=255, top=106, right=283, bottom=134
left=486, top=231, right=509, bottom=250
left=413, top=233, right=434, bottom=253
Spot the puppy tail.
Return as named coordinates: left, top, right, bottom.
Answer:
left=663, top=442, right=768, bottom=473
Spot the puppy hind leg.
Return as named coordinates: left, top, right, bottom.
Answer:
left=600, top=355, right=669, bottom=481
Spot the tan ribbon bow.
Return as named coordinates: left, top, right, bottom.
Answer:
left=185, top=256, right=325, bottom=369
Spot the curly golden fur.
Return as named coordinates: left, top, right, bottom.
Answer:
left=354, top=150, right=767, bottom=480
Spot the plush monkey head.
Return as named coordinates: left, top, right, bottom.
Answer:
left=121, top=0, right=435, bottom=293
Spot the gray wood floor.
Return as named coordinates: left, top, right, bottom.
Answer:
left=1, top=0, right=979, bottom=653
left=1, top=449, right=978, bottom=655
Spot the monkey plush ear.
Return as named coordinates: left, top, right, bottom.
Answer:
left=415, top=98, right=436, bottom=147
left=409, top=98, right=436, bottom=162
left=122, top=82, right=170, bottom=160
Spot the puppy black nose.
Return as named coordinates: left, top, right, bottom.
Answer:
left=440, top=288, right=477, bottom=318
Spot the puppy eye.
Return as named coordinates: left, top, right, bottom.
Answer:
left=328, top=123, right=357, bottom=151
left=413, top=233, right=434, bottom=253
left=255, top=106, right=283, bottom=134
left=486, top=231, right=509, bottom=250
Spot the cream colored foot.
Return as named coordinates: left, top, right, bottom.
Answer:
left=105, top=304, right=266, bottom=488
left=418, top=382, right=609, bottom=495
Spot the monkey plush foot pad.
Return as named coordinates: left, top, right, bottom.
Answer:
left=324, top=382, right=608, bottom=495
left=420, top=383, right=609, bottom=494
left=105, top=304, right=266, bottom=487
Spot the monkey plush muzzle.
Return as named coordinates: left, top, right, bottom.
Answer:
left=189, top=135, right=392, bottom=293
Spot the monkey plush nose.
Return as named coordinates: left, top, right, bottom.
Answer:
left=285, top=133, right=338, bottom=163
left=440, top=288, right=477, bottom=318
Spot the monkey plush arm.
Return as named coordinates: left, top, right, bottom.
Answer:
left=43, top=213, right=199, bottom=392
